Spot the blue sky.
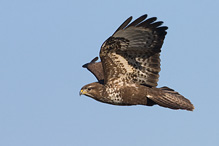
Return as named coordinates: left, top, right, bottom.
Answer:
left=1, top=0, right=219, bottom=145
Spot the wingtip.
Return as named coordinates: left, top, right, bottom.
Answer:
left=82, top=57, right=99, bottom=68
left=82, top=63, right=88, bottom=68
left=91, top=57, right=99, bottom=63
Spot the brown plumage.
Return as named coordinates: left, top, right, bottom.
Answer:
left=80, top=14, right=194, bottom=111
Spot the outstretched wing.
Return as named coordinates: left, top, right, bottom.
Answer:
left=82, top=57, right=104, bottom=83
left=100, top=14, right=168, bottom=86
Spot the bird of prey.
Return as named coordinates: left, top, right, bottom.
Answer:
left=80, top=14, right=194, bottom=111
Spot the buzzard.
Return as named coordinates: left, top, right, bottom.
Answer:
left=80, top=14, right=194, bottom=111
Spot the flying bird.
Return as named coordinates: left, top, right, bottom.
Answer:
left=80, top=14, right=194, bottom=111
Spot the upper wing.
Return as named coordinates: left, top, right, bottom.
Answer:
left=100, top=14, right=168, bottom=86
left=82, top=57, right=104, bottom=83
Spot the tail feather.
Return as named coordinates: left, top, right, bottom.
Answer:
left=148, top=86, right=194, bottom=111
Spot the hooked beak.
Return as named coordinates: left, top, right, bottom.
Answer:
left=79, top=89, right=86, bottom=96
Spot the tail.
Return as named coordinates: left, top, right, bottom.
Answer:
left=148, top=86, right=194, bottom=111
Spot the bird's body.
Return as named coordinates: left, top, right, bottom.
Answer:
left=80, top=14, right=194, bottom=111
left=81, top=81, right=194, bottom=111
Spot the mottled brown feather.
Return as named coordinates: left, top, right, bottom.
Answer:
left=80, top=14, right=194, bottom=111
left=100, top=15, right=167, bottom=86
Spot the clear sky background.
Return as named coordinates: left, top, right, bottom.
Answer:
left=1, top=0, right=219, bottom=146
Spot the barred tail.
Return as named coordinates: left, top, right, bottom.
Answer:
left=148, top=86, right=194, bottom=111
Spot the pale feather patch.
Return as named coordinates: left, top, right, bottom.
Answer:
left=147, top=94, right=153, bottom=98
left=105, top=78, right=124, bottom=103
left=112, top=52, right=133, bottom=73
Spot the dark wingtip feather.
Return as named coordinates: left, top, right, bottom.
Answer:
left=82, top=63, right=88, bottom=68
left=82, top=57, right=99, bottom=68
left=113, top=16, right=133, bottom=35
left=157, top=26, right=168, bottom=35
left=113, top=15, right=168, bottom=37
left=137, top=17, right=157, bottom=27
left=150, top=21, right=163, bottom=28
left=91, top=57, right=99, bottom=63
left=126, top=14, right=147, bottom=28
left=158, top=26, right=168, bottom=31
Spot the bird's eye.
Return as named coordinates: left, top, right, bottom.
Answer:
left=87, top=88, right=92, bottom=91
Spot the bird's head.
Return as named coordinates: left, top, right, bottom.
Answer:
left=80, top=82, right=104, bottom=100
